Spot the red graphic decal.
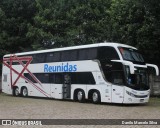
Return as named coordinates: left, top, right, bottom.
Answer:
left=3, top=54, right=51, bottom=97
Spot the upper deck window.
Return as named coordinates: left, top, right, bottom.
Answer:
left=78, top=48, right=97, bottom=60
left=98, top=47, right=120, bottom=60
left=119, top=47, right=144, bottom=63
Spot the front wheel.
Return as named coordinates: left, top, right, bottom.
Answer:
left=92, top=91, right=101, bottom=104
left=21, top=87, right=28, bottom=97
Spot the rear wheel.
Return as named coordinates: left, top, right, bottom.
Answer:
left=77, top=90, right=85, bottom=103
left=13, top=87, right=19, bottom=96
left=92, top=91, right=101, bottom=104
left=21, top=87, right=28, bottom=97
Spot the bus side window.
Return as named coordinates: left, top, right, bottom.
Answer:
left=98, top=47, right=120, bottom=60
left=61, top=50, right=78, bottom=62
left=78, top=48, right=97, bottom=60
left=111, top=71, right=124, bottom=85
left=111, top=63, right=125, bottom=85
left=55, top=73, right=63, bottom=84
left=24, top=73, right=36, bottom=83
left=71, top=72, right=95, bottom=84
left=32, top=53, right=46, bottom=63
left=50, top=73, right=63, bottom=84
left=46, top=52, right=61, bottom=62
left=78, top=49, right=87, bottom=60
left=101, top=62, right=125, bottom=85
left=35, top=73, right=49, bottom=83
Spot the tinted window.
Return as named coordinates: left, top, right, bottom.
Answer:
left=78, top=48, right=97, bottom=60
left=12, top=47, right=99, bottom=64
left=24, top=72, right=95, bottom=85
left=11, top=55, right=32, bottom=65
left=101, top=62, right=125, bottom=85
left=111, top=71, right=125, bottom=85
left=119, top=47, right=144, bottom=63
left=46, top=52, right=61, bottom=62
left=24, top=73, right=36, bottom=83
left=12, top=62, right=20, bottom=65
left=35, top=73, right=49, bottom=83
left=61, top=50, right=78, bottom=61
left=78, top=49, right=87, bottom=60
left=32, top=53, right=46, bottom=63
left=98, top=47, right=119, bottom=60
left=50, top=73, right=63, bottom=84
left=71, top=72, right=95, bottom=84
left=24, top=73, right=50, bottom=83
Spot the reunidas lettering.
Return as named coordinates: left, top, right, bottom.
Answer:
left=44, top=63, right=77, bottom=72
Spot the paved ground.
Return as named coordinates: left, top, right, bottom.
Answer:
left=0, top=93, right=160, bottom=128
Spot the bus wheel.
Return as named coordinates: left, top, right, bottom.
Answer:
left=92, top=91, right=101, bottom=104
left=13, top=87, right=19, bottom=96
left=77, top=90, right=85, bottom=103
left=21, top=87, right=28, bottom=97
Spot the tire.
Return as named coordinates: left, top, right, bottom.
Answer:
left=92, top=91, right=101, bottom=104
left=21, top=87, right=28, bottom=97
left=77, top=90, right=85, bottom=103
left=13, top=87, right=19, bottom=96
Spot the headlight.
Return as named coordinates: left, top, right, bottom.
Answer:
left=126, top=91, right=135, bottom=97
left=126, top=91, right=148, bottom=98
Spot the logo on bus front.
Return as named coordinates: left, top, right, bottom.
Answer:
left=44, top=63, right=77, bottom=72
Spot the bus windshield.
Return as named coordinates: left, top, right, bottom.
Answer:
left=125, top=66, right=149, bottom=90
left=119, top=47, right=144, bottom=63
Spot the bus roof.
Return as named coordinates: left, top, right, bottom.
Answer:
left=4, top=42, right=137, bottom=57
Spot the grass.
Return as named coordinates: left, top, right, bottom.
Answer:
left=148, top=97, right=160, bottom=107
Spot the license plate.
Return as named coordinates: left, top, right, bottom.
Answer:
left=140, top=99, right=144, bottom=102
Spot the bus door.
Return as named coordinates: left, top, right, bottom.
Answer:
left=111, top=62, right=125, bottom=103
left=112, top=84, right=124, bottom=103
left=62, top=74, right=71, bottom=99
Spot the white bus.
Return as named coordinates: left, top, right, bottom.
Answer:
left=2, top=42, right=159, bottom=104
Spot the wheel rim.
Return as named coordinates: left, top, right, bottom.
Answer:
left=15, top=88, right=19, bottom=96
left=23, top=88, right=27, bottom=96
left=92, top=92, right=98, bottom=102
left=77, top=91, right=83, bottom=101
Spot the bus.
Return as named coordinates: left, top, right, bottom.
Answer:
left=1, top=42, right=159, bottom=104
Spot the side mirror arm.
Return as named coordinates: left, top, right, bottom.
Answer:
left=111, top=60, right=135, bottom=74
left=146, top=64, right=159, bottom=76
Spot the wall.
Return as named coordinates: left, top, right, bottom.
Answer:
left=149, top=75, right=160, bottom=96
left=0, top=75, right=1, bottom=92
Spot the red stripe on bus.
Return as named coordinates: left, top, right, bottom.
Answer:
left=3, top=55, right=51, bottom=97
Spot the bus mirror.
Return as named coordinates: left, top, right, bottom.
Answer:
left=111, top=60, right=135, bottom=74
left=127, top=64, right=135, bottom=74
left=146, top=64, right=159, bottom=76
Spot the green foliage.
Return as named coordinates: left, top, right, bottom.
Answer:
left=108, top=0, right=160, bottom=65
left=27, top=0, right=111, bottom=49
left=0, top=0, right=36, bottom=53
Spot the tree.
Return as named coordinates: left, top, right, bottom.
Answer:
left=0, top=0, right=160, bottom=69
left=107, top=0, right=160, bottom=66
left=0, top=0, right=36, bottom=53
left=0, top=7, right=6, bottom=72
left=27, top=0, right=111, bottom=49
left=0, top=0, right=37, bottom=72
left=137, top=0, right=160, bottom=65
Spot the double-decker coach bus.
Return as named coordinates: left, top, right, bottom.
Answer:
left=2, top=43, right=159, bottom=104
